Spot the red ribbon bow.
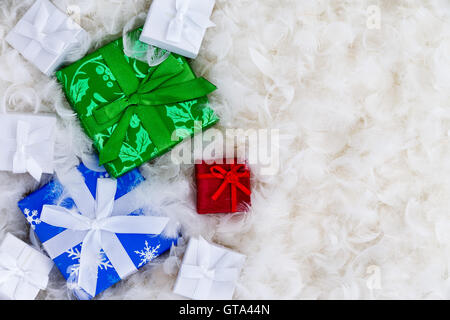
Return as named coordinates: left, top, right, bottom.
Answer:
left=197, top=164, right=251, bottom=213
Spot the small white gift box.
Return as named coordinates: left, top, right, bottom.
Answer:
left=6, top=0, right=87, bottom=75
left=0, top=113, right=56, bottom=181
left=140, top=0, right=216, bottom=59
left=173, top=236, right=245, bottom=300
left=0, top=233, right=54, bottom=300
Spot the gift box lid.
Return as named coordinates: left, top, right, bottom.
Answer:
left=0, top=233, right=54, bottom=275
left=6, top=0, right=87, bottom=75
left=173, top=236, right=246, bottom=300
left=140, top=0, right=216, bottom=59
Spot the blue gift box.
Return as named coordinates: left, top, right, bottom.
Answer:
left=17, top=163, right=178, bottom=299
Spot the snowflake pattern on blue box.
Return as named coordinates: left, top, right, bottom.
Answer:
left=135, top=241, right=161, bottom=267
left=17, top=163, right=178, bottom=298
left=23, top=208, right=41, bottom=229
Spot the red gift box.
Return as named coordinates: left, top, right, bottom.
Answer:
left=195, top=159, right=251, bottom=214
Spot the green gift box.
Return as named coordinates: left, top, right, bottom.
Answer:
left=56, top=29, right=219, bottom=178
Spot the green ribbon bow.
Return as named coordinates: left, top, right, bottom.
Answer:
left=93, top=44, right=217, bottom=165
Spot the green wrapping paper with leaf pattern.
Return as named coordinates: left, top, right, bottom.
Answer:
left=56, top=29, right=219, bottom=178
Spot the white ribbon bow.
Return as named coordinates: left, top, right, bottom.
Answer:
left=0, top=249, right=49, bottom=299
left=15, top=0, right=75, bottom=61
left=11, top=120, right=45, bottom=181
left=178, top=237, right=240, bottom=300
left=166, top=0, right=215, bottom=47
left=40, top=171, right=169, bottom=297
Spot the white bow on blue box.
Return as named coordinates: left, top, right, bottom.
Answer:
left=140, top=0, right=216, bottom=59
left=18, top=162, right=179, bottom=299
left=6, top=0, right=87, bottom=75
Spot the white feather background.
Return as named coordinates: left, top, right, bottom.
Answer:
left=0, top=0, right=450, bottom=300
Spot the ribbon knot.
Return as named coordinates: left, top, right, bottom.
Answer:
left=198, top=164, right=251, bottom=213
left=35, top=31, right=47, bottom=43
left=166, top=0, right=215, bottom=46
left=127, top=93, right=141, bottom=106
left=225, top=171, right=240, bottom=184
left=200, top=265, right=215, bottom=280
left=91, top=46, right=217, bottom=166
left=40, top=174, right=170, bottom=297
left=175, top=7, right=187, bottom=22
left=88, top=219, right=103, bottom=231
left=11, top=266, right=26, bottom=280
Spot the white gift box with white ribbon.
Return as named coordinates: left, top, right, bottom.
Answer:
left=6, top=0, right=87, bottom=75
left=0, top=113, right=56, bottom=181
left=0, top=233, right=53, bottom=300
left=173, top=236, right=245, bottom=300
left=140, top=0, right=216, bottom=59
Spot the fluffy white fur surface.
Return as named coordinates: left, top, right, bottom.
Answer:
left=1, top=0, right=450, bottom=300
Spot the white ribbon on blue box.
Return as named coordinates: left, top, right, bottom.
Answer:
left=18, top=162, right=178, bottom=299
left=6, top=0, right=87, bottom=75
left=0, top=233, right=54, bottom=300
left=0, top=113, right=56, bottom=181
left=140, top=0, right=216, bottom=59
left=173, top=236, right=245, bottom=300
